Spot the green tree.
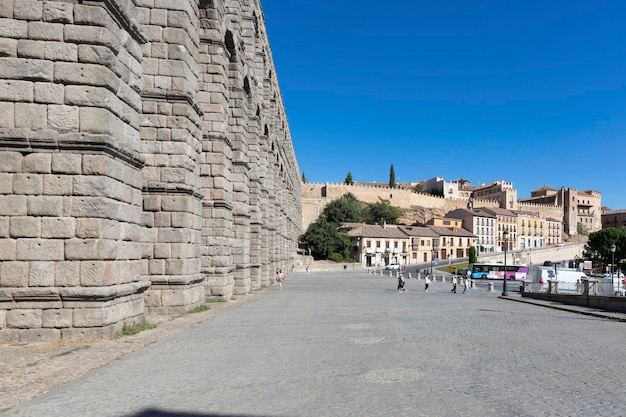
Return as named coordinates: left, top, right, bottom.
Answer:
left=411, top=183, right=423, bottom=193
left=322, top=193, right=363, bottom=224
left=469, top=246, right=477, bottom=264
left=299, top=218, right=352, bottom=260
left=301, top=172, right=307, bottom=183
left=344, top=171, right=354, bottom=185
left=363, top=197, right=402, bottom=225
left=577, top=222, right=590, bottom=236
left=389, top=164, right=396, bottom=188
left=584, top=227, right=626, bottom=270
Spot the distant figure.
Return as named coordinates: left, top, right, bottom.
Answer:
left=424, top=273, right=431, bottom=292
left=397, top=273, right=407, bottom=292
left=305, top=266, right=309, bottom=273
left=451, top=275, right=457, bottom=293
left=277, top=269, right=284, bottom=290
left=575, top=279, right=581, bottom=294
left=463, top=276, right=470, bottom=294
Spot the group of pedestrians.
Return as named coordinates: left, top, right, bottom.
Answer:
left=397, top=270, right=472, bottom=294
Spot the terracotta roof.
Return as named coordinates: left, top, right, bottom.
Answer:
left=481, top=207, right=516, bottom=216
left=397, top=225, right=438, bottom=237
left=342, top=223, right=408, bottom=239
left=532, top=184, right=557, bottom=192
left=446, top=208, right=496, bottom=219
left=428, top=225, right=475, bottom=237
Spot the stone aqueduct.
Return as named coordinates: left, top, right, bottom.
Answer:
left=0, top=0, right=302, bottom=342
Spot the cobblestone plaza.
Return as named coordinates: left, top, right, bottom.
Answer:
left=5, top=272, right=626, bottom=417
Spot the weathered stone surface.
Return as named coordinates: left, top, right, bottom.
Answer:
left=64, top=25, right=120, bottom=54
left=0, top=80, right=34, bottom=102
left=0, top=18, right=28, bottom=38
left=16, top=39, right=44, bottom=58
left=9, top=216, right=40, bottom=238
left=41, top=217, right=76, bottom=239
left=13, top=0, right=42, bottom=21
left=0, top=261, right=28, bottom=286
left=28, top=21, right=64, bottom=41
left=51, top=153, right=82, bottom=174
left=23, top=152, right=51, bottom=173
left=64, top=239, right=120, bottom=261
left=0, top=37, right=17, bottom=57
left=34, top=82, right=64, bottom=104
left=44, top=41, right=78, bottom=61
left=0, top=195, right=28, bottom=216
left=27, top=195, right=63, bottom=216
left=0, top=101, right=15, bottom=128
left=7, top=308, right=43, bottom=328
left=14, top=102, right=47, bottom=129
left=19, top=328, right=61, bottom=343
left=42, top=2, right=73, bottom=24
left=16, top=239, right=64, bottom=261
left=28, top=261, right=55, bottom=286
left=55, top=261, right=81, bottom=287
left=42, top=309, right=73, bottom=328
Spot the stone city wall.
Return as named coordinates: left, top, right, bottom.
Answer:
left=0, top=0, right=301, bottom=342
left=301, top=183, right=500, bottom=230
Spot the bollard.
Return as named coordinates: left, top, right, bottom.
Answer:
left=488, top=282, right=494, bottom=292
left=470, top=280, right=476, bottom=288
left=389, top=270, right=392, bottom=278
left=408, top=272, right=412, bottom=280
left=441, top=276, right=446, bottom=283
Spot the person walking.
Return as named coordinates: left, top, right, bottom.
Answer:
left=397, top=273, right=407, bottom=292
left=451, top=275, right=457, bottom=293
left=277, top=269, right=284, bottom=290
left=424, top=273, right=431, bottom=292
left=462, top=275, right=470, bottom=294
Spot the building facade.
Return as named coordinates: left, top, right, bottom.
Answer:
left=0, top=0, right=301, bottom=342
left=444, top=208, right=497, bottom=254
left=601, top=209, right=626, bottom=229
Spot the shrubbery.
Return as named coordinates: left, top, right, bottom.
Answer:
left=329, top=253, right=343, bottom=263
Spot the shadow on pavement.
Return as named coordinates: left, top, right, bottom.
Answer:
left=126, top=409, right=272, bottom=417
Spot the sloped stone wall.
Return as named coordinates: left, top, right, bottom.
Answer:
left=0, top=0, right=301, bottom=342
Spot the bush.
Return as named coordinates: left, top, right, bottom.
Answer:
left=329, top=252, right=343, bottom=263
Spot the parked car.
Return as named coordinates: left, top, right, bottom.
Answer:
left=556, top=242, right=565, bottom=247
left=385, top=262, right=401, bottom=270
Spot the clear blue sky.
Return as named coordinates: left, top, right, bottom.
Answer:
left=262, top=0, right=626, bottom=209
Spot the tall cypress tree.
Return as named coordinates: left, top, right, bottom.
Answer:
left=389, top=164, right=396, bottom=188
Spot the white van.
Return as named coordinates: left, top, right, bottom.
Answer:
left=530, top=266, right=589, bottom=293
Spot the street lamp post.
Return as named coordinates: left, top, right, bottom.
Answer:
left=611, top=244, right=616, bottom=293
left=502, top=228, right=509, bottom=296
